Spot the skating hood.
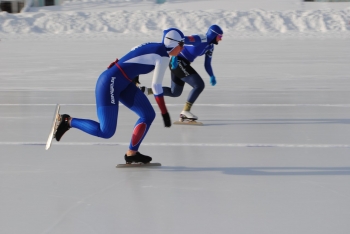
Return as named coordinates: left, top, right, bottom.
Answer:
left=162, top=28, right=185, bottom=53
left=206, top=25, right=223, bottom=45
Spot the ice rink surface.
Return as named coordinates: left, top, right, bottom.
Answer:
left=1, top=37, right=350, bottom=234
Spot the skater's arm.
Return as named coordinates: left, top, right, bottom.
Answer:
left=205, top=46, right=217, bottom=86
left=152, top=56, right=172, bottom=127
left=151, top=56, right=168, bottom=98
left=204, top=46, right=214, bottom=77
left=152, top=56, right=169, bottom=113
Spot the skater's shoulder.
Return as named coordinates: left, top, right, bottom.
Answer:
left=129, top=42, right=168, bottom=57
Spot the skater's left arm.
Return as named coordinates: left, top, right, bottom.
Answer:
left=152, top=56, right=172, bottom=127
left=204, top=46, right=216, bottom=86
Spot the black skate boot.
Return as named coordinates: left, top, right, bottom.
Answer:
left=139, top=86, right=146, bottom=94
left=55, top=114, right=71, bottom=141
left=124, top=152, right=152, bottom=164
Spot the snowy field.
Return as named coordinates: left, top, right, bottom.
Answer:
left=1, top=1, right=350, bottom=234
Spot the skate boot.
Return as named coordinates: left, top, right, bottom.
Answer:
left=124, top=152, right=152, bottom=164
left=139, top=86, right=151, bottom=95
left=139, top=86, right=147, bottom=94
left=180, top=110, right=198, bottom=120
left=55, top=114, right=71, bottom=141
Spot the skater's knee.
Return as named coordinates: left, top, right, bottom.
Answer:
left=103, top=132, right=114, bottom=139
left=170, top=86, right=183, bottom=97
left=197, top=80, right=205, bottom=91
left=147, top=109, right=156, bottom=122
left=140, top=109, right=156, bottom=123
left=193, top=82, right=205, bottom=94
left=99, top=128, right=116, bottom=139
left=173, top=89, right=182, bottom=97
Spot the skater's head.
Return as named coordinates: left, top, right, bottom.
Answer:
left=162, top=28, right=185, bottom=55
left=206, top=25, right=223, bottom=45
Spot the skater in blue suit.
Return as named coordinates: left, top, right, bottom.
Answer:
left=54, top=28, right=190, bottom=164
left=140, top=25, right=223, bottom=121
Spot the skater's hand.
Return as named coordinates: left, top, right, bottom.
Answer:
left=162, top=112, right=171, bottom=127
left=210, top=75, right=216, bottom=86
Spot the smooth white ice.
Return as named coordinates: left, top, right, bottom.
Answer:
left=1, top=1, right=350, bottom=234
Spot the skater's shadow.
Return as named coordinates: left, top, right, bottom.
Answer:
left=202, top=118, right=350, bottom=126
left=159, top=166, right=350, bottom=176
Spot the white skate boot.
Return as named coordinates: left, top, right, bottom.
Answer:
left=180, top=110, right=198, bottom=120
left=173, top=110, right=203, bottom=125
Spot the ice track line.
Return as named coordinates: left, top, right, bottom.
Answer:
left=1, top=104, right=350, bottom=107
left=2, top=142, right=350, bottom=148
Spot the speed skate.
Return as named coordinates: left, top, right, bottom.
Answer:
left=45, top=104, right=61, bottom=150
left=173, top=117, right=203, bottom=125
left=116, top=163, right=161, bottom=168
left=173, top=111, right=203, bottom=125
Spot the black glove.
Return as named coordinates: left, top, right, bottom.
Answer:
left=162, top=112, right=171, bottom=127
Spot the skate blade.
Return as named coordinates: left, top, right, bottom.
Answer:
left=45, top=104, right=60, bottom=150
left=116, top=163, right=161, bottom=168
left=173, top=119, right=203, bottom=125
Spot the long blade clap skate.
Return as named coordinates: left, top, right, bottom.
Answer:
left=45, top=104, right=61, bottom=150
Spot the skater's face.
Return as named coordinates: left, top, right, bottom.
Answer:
left=216, top=34, right=222, bottom=44
left=169, top=44, right=184, bottom=56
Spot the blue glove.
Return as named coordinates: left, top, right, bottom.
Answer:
left=210, top=75, right=216, bottom=86
left=170, top=56, right=178, bottom=69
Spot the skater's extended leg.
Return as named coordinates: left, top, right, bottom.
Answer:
left=55, top=106, right=119, bottom=141
left=57, top=72, right=127, bottom=140
left=70, top=106, right=118, bottom=139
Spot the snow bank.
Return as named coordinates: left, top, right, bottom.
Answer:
left=0, top=0, right=349, bottom=39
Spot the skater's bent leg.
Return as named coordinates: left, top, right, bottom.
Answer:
left=70, top=106, right=118, bottom=139
left=163, top=80, right=184, bottom=97
left=163, top=72, right=184, bottom=97
left=182, top=74, right=205, bottom=104
left=120, top=84, right=156, bottom=153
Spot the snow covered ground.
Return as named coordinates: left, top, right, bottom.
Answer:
left=1, top=0, right=350, bottom=38
left=1, top=1, right=350, bottom=234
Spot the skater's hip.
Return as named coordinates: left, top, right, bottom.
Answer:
left=169, top=58, right=197, bottom=79
left=95, top=69, right=131, bottom=106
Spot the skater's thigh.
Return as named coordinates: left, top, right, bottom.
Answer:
left=170, top=72, right=185, bottom=87
left=95, top=72, right=124, bottom=107
left=120, top=83, right=155, bottom=119
left=170, top=59, right=197, bottom=79
left=182, top=73, right=204, bottom=88
left=94, top=72, right=124, bottom=132
left=170, top=82, right=184, bottom=97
